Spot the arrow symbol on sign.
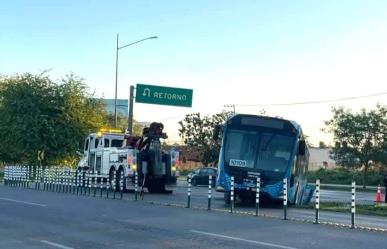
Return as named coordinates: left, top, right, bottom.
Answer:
left=142, top=88, right=151, bottom=97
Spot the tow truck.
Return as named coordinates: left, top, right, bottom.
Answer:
left=77, top=123, right=179, bottom=193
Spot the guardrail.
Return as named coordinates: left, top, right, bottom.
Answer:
left=308, top=182, right=386, bottom=192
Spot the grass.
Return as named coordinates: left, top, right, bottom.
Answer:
left=307, top=168, right=385, bottom=186
left=303, top=202, right=387, bottom=217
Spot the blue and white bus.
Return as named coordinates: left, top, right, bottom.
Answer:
left=214, top=114, right=314, bottom=205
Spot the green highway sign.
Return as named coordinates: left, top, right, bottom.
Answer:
left=135, top=84, right=193, bottom=107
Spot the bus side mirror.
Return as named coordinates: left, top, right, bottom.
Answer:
left=298, top=140, right=306, bottom=156
left=212, top=125, right=221, bottom=140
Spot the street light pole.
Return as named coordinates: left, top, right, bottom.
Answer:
left=128, top=85, right=135, bottom=134
left=114, top=34, right=158, bottom=128
left=114, top=34, right=119, bottom=128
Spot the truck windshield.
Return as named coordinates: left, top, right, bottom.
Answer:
left=224, top=129, right=295, bottom=173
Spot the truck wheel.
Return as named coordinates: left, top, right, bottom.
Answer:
left=109, top=168, right=116, bottom=190
left=116, top=168, right=127, bottom=191
left=148, top=180, right=166, bottom=193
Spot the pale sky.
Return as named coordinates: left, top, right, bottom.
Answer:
left=1, top=0, right=386, bottom=146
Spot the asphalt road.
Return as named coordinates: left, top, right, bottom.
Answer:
left=316, top=189, right=376, bottom=204
left=144, top=182, right=387, bottom=230
left=1, top=186, right=387, bottom=249
left=2, top=179, right=387, bottom=230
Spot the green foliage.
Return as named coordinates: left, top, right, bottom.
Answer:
left=0, top=73, right=106, bottom=165
left=178, top=112, right=231, bottom=165
left=103, top=114, right=144, bottom=136
left=319, top=141, right=328, bottom=148
left=103, top=114, right=127, bottom=132
left=324, top=105, right=387, bottom=188
left=179, top=168, right=194, bottom=176
left=132, top=121, right=144, bottom=136
left=307, top=168, right=384, bottom=186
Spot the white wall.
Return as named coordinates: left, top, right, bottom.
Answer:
left=309, top=148, right=337, bottom=171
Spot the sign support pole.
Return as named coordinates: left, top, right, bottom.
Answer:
left=128, top=85, right=134, bottom=134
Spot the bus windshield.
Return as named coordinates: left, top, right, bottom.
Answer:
left=224, top=129, right=295, bottom=173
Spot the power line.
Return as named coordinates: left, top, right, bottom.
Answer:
left=235, top=92, right=387, bottom=107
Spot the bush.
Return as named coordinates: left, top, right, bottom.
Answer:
left=307, top=168, right=384, bottom=186
left=178, top=161, right=202, bottom=176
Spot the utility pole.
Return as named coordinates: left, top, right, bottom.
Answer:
left=114, top=34, right=119, bottom=128
left=114, top=34, right=157, bottom=129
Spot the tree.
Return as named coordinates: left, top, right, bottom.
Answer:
left=104, top=114, right=127, bottom=132
left=0, top=73, right=106, bottom=165
left=178, top=111, right=231, bottom=165
left=324, top=105, right=387, bottom=188
left=104, top=114, right=144, bottom=136
left=319, top=141, right=328, bottom=148
left=132, top=118, right=145, bottom=136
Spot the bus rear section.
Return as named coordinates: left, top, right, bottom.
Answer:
left=216, top=114, right=314, bottom=205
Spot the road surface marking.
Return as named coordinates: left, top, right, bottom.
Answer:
left=190, top=230, right=300, bottom=249
left=0, top=197, right=46, bottom=207
left=40, top=240, right=74, bottom=249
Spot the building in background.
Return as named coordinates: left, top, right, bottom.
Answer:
left=309, top=148, right=337, bottom=171
left=102, top=99, right=128, bottom=117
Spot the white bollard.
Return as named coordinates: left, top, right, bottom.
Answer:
left=315, top=179, right=320, bottom=224
left=351, top=181, right=356, bottom=228
left=256, top=177, right=260, bottom=216
left=230, top=176, right=234, bottom=213
left=208, top=175, right=212, bottom=210
left=283, top=178, right=288, bottom=220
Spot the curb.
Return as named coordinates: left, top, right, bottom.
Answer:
left=142, top=200, right=387, bottom=234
